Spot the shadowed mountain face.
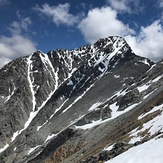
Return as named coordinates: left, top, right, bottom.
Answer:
left=0, top=36, right=163, bottom=163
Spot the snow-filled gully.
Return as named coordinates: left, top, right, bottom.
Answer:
left=2, top=53, right=60, bottom=152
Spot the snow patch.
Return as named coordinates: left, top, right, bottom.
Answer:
left=5, top=82, right=16, bottom=103
left=11, top=130, right=20, bottom=142
left=137, top=84, right=150, bottom=92
left=76, top=103, right=139, bottom=130
left=75, top=119, right=110, bottom=130
left=28, top=145, right=40, bottom=155
left=110, top=102, right=140, bottom=120
left=136, top=74, right=162, bottom=93
left=143, top=88, right=158, bottom=99
left=45, top=133, right=59, bottom=143
left=143, top=111, right=163, bottom=136
left=114, top=75, right=120, bottom=78
left=147, top=63, right=156, bottom=72
left=103, top=144, right=115, bottom=151
left=37, top=120, right=48, bottom=131
left=129, top=104, right=163, bottom=143
left=105, top=138, right=163, bottom=163
left=129, top=127, right=142, bottom=144
left=0, top=144, right=9, bottom=153
left=88, top=102, right=102, bottom=111
left=140, top=59, right=150, bottom=66
left=152, top=75, right=163, bottom=83
left=138, top=104, right=163, bottom=120
left=67, top=80, right=73, bottom=86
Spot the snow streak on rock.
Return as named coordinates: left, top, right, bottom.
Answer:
left=11, top=54, right=37, bottom=142
left=1, top=36, right=159, bottom=163
left=39, top=52, right=59, bottom=91
left=5, top=81, right=16, bottom=103
left=0, top=144, right=9, bottom=153
left=27, top=54, right=36, bottom=112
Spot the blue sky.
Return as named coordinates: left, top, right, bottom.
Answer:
left=0, top=0, right=163, bottom=68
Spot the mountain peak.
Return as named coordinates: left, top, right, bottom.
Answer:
left=93, top=36, right=128, bottom=50
left=1, top=36, right=162, bottom=163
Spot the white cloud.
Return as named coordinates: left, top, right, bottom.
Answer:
left=34, top=3, right=79, bottom=26
left=78, top=6, right=135, bottom=43
left=106, top=0, right=141, bottom=13
left=0, top=35, right=36, bottom=68
left=20, top=17, right=31, bottom=31
left=125, top=20, right=163, bottom=62
left=78, top=5, right=163, bottom=62
left=158, top=0, right=163, bottom=8
left=0, top=35, right=36, bottom=64
left=0, top=57, right=11, bottom=68
left=0, top=16, right=36, bottom=69
left=8, top=17, right=31, bottom=34
left=0, top=35, right=36, bottom=58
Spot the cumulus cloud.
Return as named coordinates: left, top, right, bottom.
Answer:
left=0, top=15, right=36, bottom=69
left=0, top=35, right=36, bottom=67
left=78, top=5, right=163, bottom=62
left=0, top=57, right=11, bottom=68
left=125, top=20, right=163, bottom=62
left=34, top=3, right=79, bottom=26
left=106, top=0, right=141, bottom=13
left=78, top=6, right=135, bottom=43
left=0, top=35, right=36, bottom=58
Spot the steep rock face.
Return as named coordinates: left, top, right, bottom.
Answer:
left=118, top=88, right=142, bottom=111
left=0, top=36, right=161, bottom=163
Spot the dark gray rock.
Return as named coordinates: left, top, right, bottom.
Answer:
left=118, top=88, right=142, bottom=111
left=0, top=36, right=158, bottom=163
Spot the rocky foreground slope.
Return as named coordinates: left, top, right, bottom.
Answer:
left=0, top=36, right=163, bottom=163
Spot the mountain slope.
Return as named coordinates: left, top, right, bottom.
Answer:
left=0, top=36, right=163, bottom=163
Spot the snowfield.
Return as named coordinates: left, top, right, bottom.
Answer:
left=105, top=138, right=163, bottom=163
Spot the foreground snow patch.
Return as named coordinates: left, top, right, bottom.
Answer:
left=105, top=138, right=163, bottom=163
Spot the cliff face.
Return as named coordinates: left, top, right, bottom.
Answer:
left=0, top=36, right=163, bottom=163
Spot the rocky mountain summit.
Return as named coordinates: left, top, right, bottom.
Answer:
left=0, top=36, right=163, bottom=163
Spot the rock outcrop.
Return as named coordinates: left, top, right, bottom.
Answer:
left=0, top=36, right=163, bottom=163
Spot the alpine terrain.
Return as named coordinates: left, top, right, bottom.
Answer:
left=0, top=36, right=163, bottom=163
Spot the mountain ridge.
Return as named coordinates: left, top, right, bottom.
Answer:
left=0, top=36, right=163, bottom=163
